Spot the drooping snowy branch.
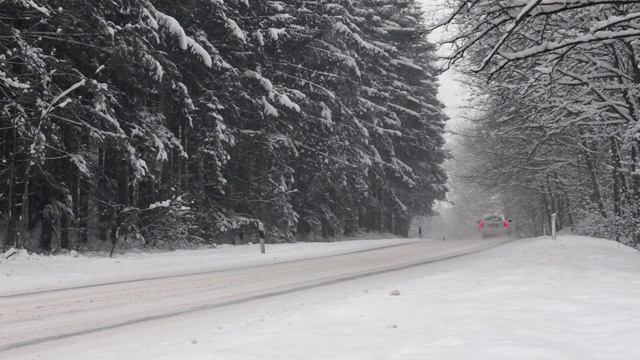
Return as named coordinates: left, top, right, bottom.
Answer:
left=150, top=7, right=213, bottom=67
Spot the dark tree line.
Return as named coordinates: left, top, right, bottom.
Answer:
left=1, top=0, right=448, bottom=252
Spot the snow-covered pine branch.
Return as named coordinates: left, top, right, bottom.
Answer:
left=150, top=7, right=213, bottom=67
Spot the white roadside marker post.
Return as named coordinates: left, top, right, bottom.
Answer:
left=551, top=213, right=557, bottom=240
left=258, top=222, right=265, bottom=254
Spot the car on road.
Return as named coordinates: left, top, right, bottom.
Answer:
left=478, top=214, right=511, bottom=238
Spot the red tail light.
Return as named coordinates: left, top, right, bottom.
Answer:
left=503, top=221, right=509, bottom=228
left=478, top=221, right=484, bottom=229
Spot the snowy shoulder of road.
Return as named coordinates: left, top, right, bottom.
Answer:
left=0, top=237, right=412, bottom=293
left=4, top=235, right=640, bottom=359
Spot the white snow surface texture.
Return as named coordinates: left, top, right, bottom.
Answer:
left=2, top=235, right=640, bottom=359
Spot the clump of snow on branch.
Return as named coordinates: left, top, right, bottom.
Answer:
left=267, top=1, right=286, bottom=11
left=262, top=96, right=279, bottom=117
left=69, top=154, right=90, bottom=176
left=333, top=22, right=385, bottom=55
left=152, top=134, right=168, bottom=161
left=268, top=28, right=286, bottom=41
left=1, top=70, right=30, bottom=89
left=391, top=57, right=423, bottom=71
left=148, top=200, right=171, bottom=209
left=388, top=103, right=420, bottom=118
left=340, top=55, right=361, bottom=77
left=320, top=102, right=333, bottom=124
left=150, top=7, right=213, bottom=67
left=278, top=94, right=300, bottom=112
left=226, top=18, right=246, bottom=42
left=244, top=70, right=273, bottom=92
left=141, top=8, right=159, bottom=30
left=243, top=71, right=300, bottom=113
left=142, top=54, right=164, bottom=80
left=127, top=145, right=149, bottom=180
left=255, top=30, right=265, bottom=46
left=19, top=0, right=50, bottom=16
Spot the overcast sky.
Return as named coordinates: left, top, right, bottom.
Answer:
left=419, top=0, right=469, bottom=132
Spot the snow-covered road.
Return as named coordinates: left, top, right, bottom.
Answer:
left=3, top=235, right=640, bottom=359
left=0, top=237, right=511, bottom=358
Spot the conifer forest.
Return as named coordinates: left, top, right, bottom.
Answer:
left=1, top=0, right=448, bottom=252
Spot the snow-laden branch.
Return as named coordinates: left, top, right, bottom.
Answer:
left=590, top=12, right=640, bottom=33
left=0, top=70, right=30, bottom=89
left=333, top=22, right=386, bottom=56
left=498, top=29, right=640, bottom=62
left=436, top=0, right=640, bottom=73
left=148, top=7, right=213, bottom=68
left=558, top=69, right=637, bottom=124
left=480, top=0, right=544, bottom=71
left=16, top=0, right=50, bottom=16
left=41, top=79, right=86, bottom=119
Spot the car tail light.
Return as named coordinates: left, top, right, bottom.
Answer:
left=503, top=221, right=509, bottom=228
left=478, top=221, right=484, bottom=229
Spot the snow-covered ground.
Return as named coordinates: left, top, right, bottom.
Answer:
left=2, top=235, right=640, bottom=359
left=1, top=238, right=411, bottom=294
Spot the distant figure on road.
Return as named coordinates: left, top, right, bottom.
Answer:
left=418, top=226, right=422, bottom=239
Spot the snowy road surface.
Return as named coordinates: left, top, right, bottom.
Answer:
left=2, top=235, right=640, bottom=359
left=0, top=237, right=511, bottom=358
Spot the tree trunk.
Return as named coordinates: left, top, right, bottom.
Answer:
left=60, top=159, right=74, bottom=250
left=4, top=126, right=21, bottom=251
left=564, top=193, right=575, bottom=228
left=5, top=200, right=22, bottom=251
left=611, top=137, right=622, bottom=218
left=111, top=154, right=130, bottom=253
left=610, top=137, right=621, bottom=241
left=78, top=178, right=89, bottom=245
left=390, top=211, right=395, bottom=235
left=541, top=192, right=551, bottom=234
left=628, top=140, right=640, bottom=219
left=40, top=216, right=54, bottom=252
left=98, top=147, right=109, bottom=242
left=581, top=138, right=606, bottom=218
left=60, top=213, right=70, bottom=249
